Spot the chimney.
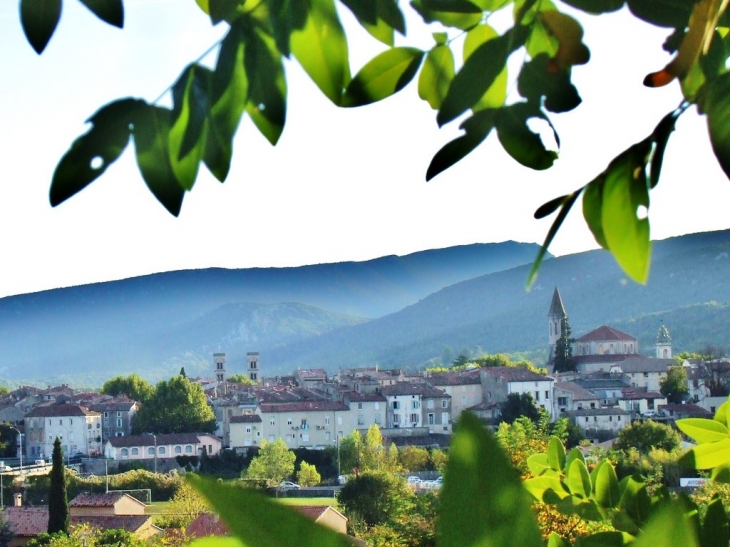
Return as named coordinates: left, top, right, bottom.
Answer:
left=13, top=493, right=22, bottom=507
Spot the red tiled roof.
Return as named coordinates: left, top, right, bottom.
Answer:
left=481, top=367, right=550, bottom=383
left=71, top=515, right=152, bottom=532
left=107, top=433, right=202, bottom=448
left=343, top=391, right=387, bottom=403
left=259, top=401, right=349, bottom=413
left=379, top=382, right=448, bottom=398
left=576, top=325, right=636, bottom=343
left=70, top=492, right=145, bottom=509
left=187, top=513, right=229, bottom=538
left=230, top=415, right=262, bottom=423
left=427, top=370, right=481, bottom=386
left=25, top=404, right=101, bottom=418
left=4, top=506, right=48, bottom=537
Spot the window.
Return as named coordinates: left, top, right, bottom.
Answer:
left=301, top=419, right=308, bottom=430
left=117, top=412, right=121, bottom=417
left=59, top=419, right=63, bottom=426
left=88, top=423, right=92, bottom=429
left=410, top=413, right=418, bottom=423
left=121, top=448, right=128, bottom=457
left=131, top=448, right=139, bottom=456
left=158, top=446, right=166, bottom=455
left=609, top=416, right=613, bottom=422
left=358, top=403, right=363, bottom=409
left=69, top=419, right=73, bottom=426
left=643, top=372, right=649, bottom=378
left=175, top=446, right=182, bottom=454
left=104, top=412, right=109, bottom=418
left=618, top=416, right=622, bottom=421
left=557, top=397, right=568, bottom=406
left=585, top=417, right=589, bottom=423
left=412, top=401, right=420, bottom=409
left=427, top=400, right=434, bottom=409
left=393, top=414, right=400, bottom=423
left=337, top=416, right=342, bottom=425
left=103, top=419, right=109, bottom=428
left=148, top=447, right=155, bottom=455
left=246, top=427, right=251, bottom=433
left=185, top=445, right=192, bottom=454
left=375, top=414, right=381, bottom=424
left=269, top=435, right=275, bottom=442
left=441, top=400, right=447, bottom=408
left=287, top=418, right=293, bottom=425
left=116, top=418, right=122, bottom=428
left=535, top=391, right=540, bottom=402
left=545, top=391, right=549, bottom=400
left=325, top=417, right=330, bottom=426
left=374, top=402, right=380, bottom=410
left=428, top=413, right=435, bottom=425
left=392, top=401, right=400, bottom=410
left=270, top=419, right=275, bottom=426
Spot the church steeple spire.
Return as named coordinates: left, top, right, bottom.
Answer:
left=548, top=287, right=567, bottom=360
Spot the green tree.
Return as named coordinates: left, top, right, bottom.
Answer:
left=132, top=375, right=215, bottom=434
left=227, top=374, right=256, bottom=386
left=399, top=445, right=430, bottom=473
left=338, top=470, right=414, bottom=527
left=613, top=420, right=682, bottom=454
left=338, top=430, right=363, bottom=474
left=101, top=374, right=154, bottom=403
left=429, top=448, right=448, bottom=473
left=552, top=316, right=575, bottom=373
left=157, top=478, right=210, bottom=529
left=660, top=365, right=690, bottom=404
left=179, top=367, right=187, bottom=378
left=47, top=438, right=68, bottom=535
left=296, top=462, right=321, bottom=487
left=245, top=439, right=295, bottom=486
left=500, top=393, right=541, bottom=425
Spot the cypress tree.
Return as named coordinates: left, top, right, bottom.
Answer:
left=47, top=438, right=68, bottom=535
left=553, top=316, right=576, bottom=373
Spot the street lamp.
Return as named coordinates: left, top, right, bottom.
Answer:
left=153, top=435, right=157, bottom=474
left=9, top=427, right=22, bottom=471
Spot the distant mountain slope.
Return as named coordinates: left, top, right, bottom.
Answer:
left=0, top=241, right=540, bottom=383
left=261, top=230, right=730, bottom=373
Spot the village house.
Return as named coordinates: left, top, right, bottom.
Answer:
left=24, top=403, right=103, bottom=460
left=565, top=408, right=632, bottom=436
left=88, top=397, right=138, bottom=444
left=426, top=369, right=482, bottom=421
left=104, top=433, right=221, bottom=461
left=480, top=367, right=555, bottom=419
left=256, top=400, right=351, bottom=449
left=379, top=382, right=451, bottom=432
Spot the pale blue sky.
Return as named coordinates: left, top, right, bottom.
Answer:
left=1, top=1, right=728, bottom=298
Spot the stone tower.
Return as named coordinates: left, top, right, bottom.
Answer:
left=656, top=324, right=672, bottom=359
left=214, top=352, right=226, bottom=382
left=247, top=352, right=260, bottom=383
left=548, top=287, right=567, bottom=361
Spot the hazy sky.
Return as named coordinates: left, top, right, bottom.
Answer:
left=1, top=0, right=729, bottom=299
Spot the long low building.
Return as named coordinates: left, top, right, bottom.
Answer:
left=103, top=433, right=221, bottom=461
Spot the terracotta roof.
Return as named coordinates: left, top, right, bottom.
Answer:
left=554, top=382, right=599, bottom=401
left=343, top=392, right=387, bottom=403
left=481, top=367, right=551, bottom=383
left=613, top=356, right=675, bottom=374
left=576, top=325, right=636, bottom=343
left=297, top=369, right=328, bottom=379
left=620, top=388, right=664, bottom=400
left=566, top=408, right=631, bottom=416
left=427, top=370, right=481, bottom=386
left=659, top=403, right=712, bottom=417
left=259, top=401, right=349, bottom=413
left=4, top=506, right=48, bottom=537
left=230, top=415, right=262, bottom=424
left=25, top=404, right=101, bottom=418
left=573, top=354, right=634, bottom=365
left=187, top=513, right=229, bottom=538
left=69, top=492, right=145, bottom=509
left=294, top=505, right=347, bottom=523
left=107, top=433, right=202, bottom=448
left=379, top=382, right=448, bottom=398
left=88, top=398, right=137, bottom=412
left=71, top=515, right=153, bottom=532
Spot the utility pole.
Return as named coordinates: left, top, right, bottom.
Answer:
left=153, top=435, right=157, bottom=474
left=10, top=427, right=22, bottom=471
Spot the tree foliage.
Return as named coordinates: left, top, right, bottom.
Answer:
left=660, top=365, right=690, bottom=404
left=613, top=420, right=682, bottom=454
left=399, top=445, right=430, bottom=472
left=227, top=374, right=257, bottom=386
left=15, top=0, right=730, bottom=283
left=338, top=470, right=414, bottom=527
left=245, top=438, right=295, bottom=485
left=132, top=375, right=215, bottom=434
left=500, top=393, right=541, bottom=425
left=100, top=374, right=154, bottom=403
left=156, top=477, right=210, bottom=529
left=296, top=461, right=321, bottom=487
left=552, top=316, right=575, bottom=373
left=47, top=438, right=68, bottom=535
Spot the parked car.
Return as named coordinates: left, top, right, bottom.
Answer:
left=407, top=476, right=422, bottom=484
left=0, top=465, right=12, bottom=472
left=279, top=481, right=300, bottom=490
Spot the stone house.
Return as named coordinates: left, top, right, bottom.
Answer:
left=480, top=367, right=555, bottom=419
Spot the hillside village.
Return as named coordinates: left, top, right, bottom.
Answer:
left=0, top=288, right=723, bottom=470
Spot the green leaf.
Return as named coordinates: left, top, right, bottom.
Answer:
left=523, top=476, right=570, bottom=502
left=78, top=0, right=123, bottom=27
left=701, top=497, right=729, bottom=547
left=188, top=539, right=244, bottom=547
left=680, top=438, right=730, bottom=469
left=266, top=0, right=308, bottom=57
left=618, top=475, right=651, bottom=526
left=244, top=27, right=287, bottom=145
left=169, top=64, right=211, bottom=190
left=188, top=475, right=352, bottom=547
left=567, top=458, right=592, bottom=499
left=426, top=108, right=497, bottom=180
left=566, top=447, right=586, bottom=470
left=582, top=175, right=608, bottom=249
left=600, top=140, right=653, bottom=283
left=702, top=73, right=730, bottom=181
left=377, top=0, right=406, bottom=34
left=20, top=0, right=62, bottom=54
left=540, top=10, right=590, bottom=69
left=557, top=496, right=605, bottom=521
left=438, top=26, right=526, bottom=125
left=559, top=0, right=623, bottom=14
left=649, top=109, right=680, bottom=188
left=518, top=54, right=581, bottom=113
left=50, top=98, right=142, bottom=207
left=438, top=412, right=543, bottom=547
left=676, top=418, right=730, bottom=444
left=592, top=460, right=619, bottom=509
left=411, top=0, right=483, bottom=30
left=711, top=462, right=730, bottom=482
left=206, top=0, right=241, bottom=24
left=534, top=194, right=569, bottom=219
left=631, top=500, right=698, bottom=547
left=340, top=0, right=377, bottom=24
left=527, top=190, right=580, bottom=287
left=418, top=45, right=455, bottom=110
left=575, top=531, right=631, bottom=547
left=547, top=437, right=566, bottom=472
left=496, top=102, right=558, bottom=170
left=291, top=0, right=350, bottom=105
left=627, top=0, right=692, bottom=28
left=204, top=23, right=248, bottom=181
left=548, top=532, right=569, bottom=547
left=464, top=24, right=508, bottom=109
left=131, top=104, right=185, bottom=216
left=527, top=453, right=552, bottom=476
left=342, top=47, right=424, bottom=107
left=714, top=400, right=730, bottom=429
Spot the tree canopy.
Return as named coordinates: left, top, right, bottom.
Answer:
left=613, top=419, right=682, bottom=454
left=132, top=375, right=215, bottom=434
left=660, top=365, right=690, bottom=404
left=13, top=0, right=730, bottom=284
left=47, top=438, right=69, bottom=536
left=101, top=374, right=154, bottom=403
left=245, top=438, right=296, bottom=485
